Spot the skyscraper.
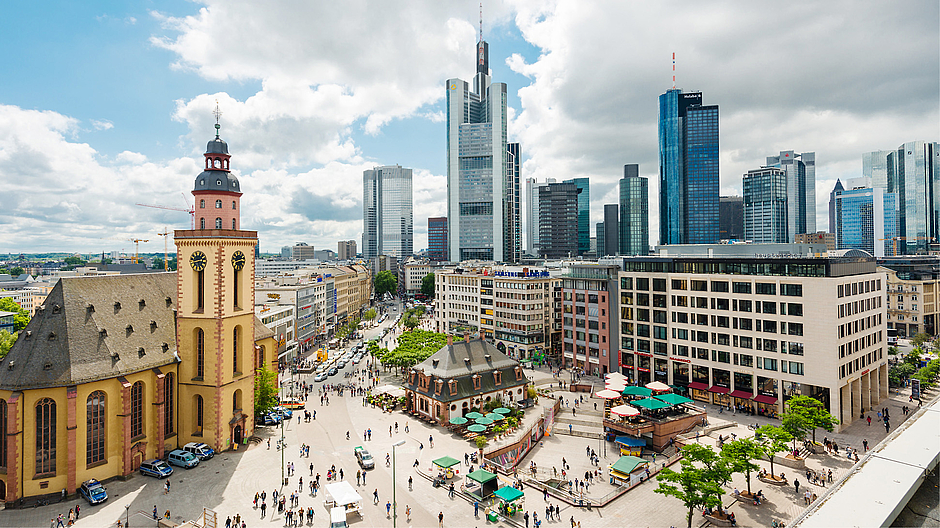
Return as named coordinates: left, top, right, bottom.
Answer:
left=834, top=186, right=897, bottom=257
left=658, top=89, right=719, bottom=244
left=828, top=179, right=844, bottom=235
left=766, top=151, right=816, bottom=241
left=597, top=204, right=619, bottom=257
left=564, top=178, right=591, bottom=255
left=719, top=196, right=744, bottom=240
left=525, top=177, right=555, bottom=257
left=595, top=222, right=606, bottom=257
left=427, top=217, right=447, bottom=262
left=619, top=164, right=649, bottom=256
left=337, top=240, right=357, bottom=260
left=362, top=165, right=413, bottom=259
left=446, top=28, right=518, bottom=262
left=743, top=167, right=788, bottom=243
left=539, top=182, right=579, bottom=259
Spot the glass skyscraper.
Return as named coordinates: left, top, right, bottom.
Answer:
left=446, top=32, right=519, bottom=262
left=658, top=89, right=719, bottom=244
left=743, top=167, right=788, bottom=243
left=766, top=151, right=816, bottom=242
left=362, top=165, right=413, bottom=258
left=834, top=186, right=897, bottom=257
left=564, top=177, right=590, bottom=255
left=619, top=164, right=649, bottom=256
left=538, top=182, right=579, bottom=259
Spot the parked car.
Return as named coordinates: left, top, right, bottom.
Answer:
left=183, top=442, right=215, bottom=461
left=167, top=449, right=200, bottom=469
left=279, top=398, right=305, bottom=410
left=273, top=406, right=293, bottom=419
left=354, top=446, right=374, bottom=469
left=140, top=459, right=174, bottom=478
left=79, top=479, right=108, bottom=505
left=258, top=412, right=282, bottom=426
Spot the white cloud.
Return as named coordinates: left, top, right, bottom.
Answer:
left=91, top=119, right=114, bottom=131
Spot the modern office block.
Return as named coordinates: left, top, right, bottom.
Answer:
left=744, top=167, right=788, bottom=243
left=362, top=165, right=413, bottom=259
left=619, top=164, right=649, bottom=256
left=538, top=182, right=579, bottom=259
left=598, top=204, right=619, bottom=257
left=337, top=240, right=357, bottom=260
left=766, top=151, right=816, bottom=242
left=829, top=179, right=844, bottom=236
left=563, top=178, right=590, bottom=255
left=596, top=222, right=606, bottom=258
left=525, top=177, right=555, bottom=257
left=427, top=217, right=448, bottom=262
left=719, top=196, right=744, bottom=241
left=658, top=89, right=719, bottom=245
left=834, top=186, right=897, bottom=257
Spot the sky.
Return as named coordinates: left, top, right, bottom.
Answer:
left=0, top=0, right=937, bottom=256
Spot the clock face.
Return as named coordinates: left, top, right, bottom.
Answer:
left=190, top=251, right=207, bottom=272
left=232, top=250, right=246, bottom=271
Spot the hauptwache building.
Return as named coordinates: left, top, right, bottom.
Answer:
left=0, top=125, right=278, bottom=503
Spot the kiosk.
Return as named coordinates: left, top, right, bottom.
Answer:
left=465, top=469, right=499, bottom=500
left=493, top=486, right=525, bottom=518
left=432, top=456, right=462, bottom=480
left=324, top=481, right=363, bottom=519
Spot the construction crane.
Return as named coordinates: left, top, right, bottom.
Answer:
left=157, top=228, right=171, bottom=271
left=136, top=202, right=196, bottom=229
left=878, top=236, right=938, bottom=255
left=100, top=237, right=149, bottom=263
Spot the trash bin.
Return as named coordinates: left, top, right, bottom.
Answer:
left=487, top=511, right=499, bottom=523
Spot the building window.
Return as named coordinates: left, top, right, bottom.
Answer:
left=165, top=373, right=175, bottom=436
left=232, top=201, right=237, bottom=210
left=200, top=199, right=205, bottom=209
left=258, top=345, right=265, bottom=369
left=200, top=217, right=206, bottom=229
left=194, top=395, right=204, bottom=435
left=131, top=381, right=144, bottom=438
left=195, top=328, right=205, bottom=378
left=86, top=391, right=106, bottom=465
left=233, top=326, right=241, bottom=375
left=215, top=218, right=223, bottom=229
left=215, top=199, right=222, bottom=209
left=233, top=389, right=242, bottom=414
left=36, top=398, right=56, bottom=475
left=232, top=218, right=236, bottom=229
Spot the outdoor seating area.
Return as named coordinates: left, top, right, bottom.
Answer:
left=444, top=404, right=521, bottom=442
left=368, top=385, right=405, bottom=411
left=597, top=377, right=696, bottom=424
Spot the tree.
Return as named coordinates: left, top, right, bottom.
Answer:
left=9, top=266, right=24, bottom=277
left=374, top=270, right=397, bottom=298
left=62, top=256, right=87, bottom=271
left=911, top=332, right=931, bottom=349
left=363, top=308, right=377, bottom=323
left=890, top=363, right=917, bottom=386
left=421, top=273, right=435, bottom=299
left=785, top=395, right=839, bottom=444
left=721, top=438, right=765, bottom=495
left=655, top=444, right=727, bottom=528
left=0, top=298, right=30, bottom=332
left=888, top=346, right=900, bottom=356
left=254, top=364, right=279, bottom=417
left=756, top=425, right=792, bottom=478
left=403, top=314, right=419, bottom=330
left=151, top=257, right=165, bottom=270
left=0, top=330, right=17, bottom=359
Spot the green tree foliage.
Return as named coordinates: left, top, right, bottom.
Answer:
left=721, top=438, right=765, bottom=495
left=655, top=444, right=727, bottom=528
left=375, top=329, right=447, bottom=372
left=912, top=358, right=940, bottom=389
left=3, top=266, right=25, bottom=277
left=887, top=346, right=900, bottom=356
left=363, top=308, right=377, bottom=322
left=0, top=330, right=17, bottom=359
left=167, top=257, right=177, bottom=271
left=785, top=395, right=839, bottom=443
left=402, top=314, right=419, bottom=330
left=254, top=364, right=279, bottom=417
left=911, top=332, right=931, bottom=348
left=151, top=257, right=165, bottom=270
left=421, top=273, right=435, bottom=298
left=374, top=270, right=397, bottom=298
left=889, top=362, right=917, bottom=387
left=0, top=298, right=30, bottom=331
left=756, top=425, right=792, bottom=477
left=905, top=349, right=923, bottom=366
left=62, top=256, right=87, bottom=271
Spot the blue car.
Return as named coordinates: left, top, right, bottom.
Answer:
left=258, top=412, right=282, bottom=426
left=79, top=479, right=108, bottom=505
left=139, top=459, right=173, bottom=478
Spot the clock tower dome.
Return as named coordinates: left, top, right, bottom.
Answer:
left=175, top=109, right=257, bottom=452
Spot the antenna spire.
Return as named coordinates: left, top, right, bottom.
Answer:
left=212, top=100, right=222, bottom=138
left=479, top=2, right=483, bottom=42
left=672, top=52, right=676, bottom=89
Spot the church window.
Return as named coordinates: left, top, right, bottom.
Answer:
left=215, top=218, right=222, bottom=229
left=257, top=345, right=265, bottom=369
left=196, top=328, right=205, bottom=378
left=131, top=382, right=144, bottom=439
left=232, top=219, right=236, bottom=229
left=164, top=373, right=175, bottom=436
left=200, top=199, right=205, bottom=209
left=216, top=179, right=222, bottom=186
left=232, top=201, right=236, bottom=210
left=194, top=395, right=204, bottom=435
left=215, top=200, right=222, bottom=209
left=196, top=269, right=204, bottom=311
left=233, top=326, right=241, bottom=375
left=36, top=398, right=56, bottom=475
left=86, top=391, right=105, bottom=465
left=200, top=218, right=205, bottom=229
left=233, top=389, right=242, bottom=414
left=0, top=399, right=6, bottom=468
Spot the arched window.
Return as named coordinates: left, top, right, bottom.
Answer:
left=214, top=158, right=221, bottom=168
left=195, top=328, right=205, bottom=378
left=194, top=395, right=203, bottom=435
left=232, top=201, right=236, bottom=210
left=200, top=199, right=205, bottom=209
left=86, top=391, right=105, bottom=465
left=35, top=398, right=56, bottom=474
left=215, top=218, right=222, bottom=229
left=200, top=217, right=206, bottom=229
left=232, top=218, right=236, bottom=229
left=131, top=382, right=144, bottom=438
left=0, top=399, right=6, bottom=468
left=257, top=345, right=265, bottom=369
left=215, top=199, right=222, bottom=209
left=233, top=326, right=240, bottom=375
left=233, top=389, right=242, bottom=414
left=164, top=373, right=175, bottom=436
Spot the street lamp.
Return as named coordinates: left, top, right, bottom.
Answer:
left=391, top=439, right=405, bottom=528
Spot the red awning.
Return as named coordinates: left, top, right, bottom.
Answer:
left=729, top=390, right=753, bottom=400
left=753, top=394, right=778, bottom=405
left=688, top=382, right=709, bottom=391
left=708, top=385, right=730, bottom=394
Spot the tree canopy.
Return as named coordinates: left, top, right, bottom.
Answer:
left=254, top=364, right=279, bottom=416
left=0, top=298, right=30, bottom=332
left=421, top=273, right=435, bottom=298
left=0, top=330, right=17, bottom=360
left=721, top=437, right=765, bottom=495
left=784, top=395, right=839, bottom=443
left=756, top=424, right=792, bottom=477
left=655, top=443, right=727, bottom=528
left=374, top=270, right=397, bottom=298
left=363, top=308, right=377, bottom=322
left=375, top=329, right=447, bottom=372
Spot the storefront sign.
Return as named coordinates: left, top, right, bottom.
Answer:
left=669, top=356, right=691, bottom=363
left=635, top=352, right=653, bottom=358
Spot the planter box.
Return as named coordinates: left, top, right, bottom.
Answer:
left=704, top=514, right=733, bottom=526
left=773, top=454, right=806, bottom=470
left=758, top=474, right=788, bottom=486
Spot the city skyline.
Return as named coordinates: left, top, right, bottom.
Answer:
left=0, top=1, right=937, bottom=254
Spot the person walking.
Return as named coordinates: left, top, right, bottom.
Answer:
left=408, top=475, right=413, bottom=491
left=386, top=501, right=392, bottom=517
left=794, top=478, right=800, bottom=494
left=260, top=501, right=267, bottom=518
left=405, top=505, right=411, bottom=522
left=474, top=500, right=480, bottom=517
left=373, top=489, right=379, bottom=504
left=524, top=511, right=530, bottom=528
left=438, top=511, right=444, bottom=527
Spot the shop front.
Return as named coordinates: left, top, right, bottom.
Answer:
left=653, top=358, right=669, bottom=384
left=636, top=353, right=652, bottom=385
left=731, top=372, right=755, bottom=412
left=690, top=365, right=710, bottom=403
left=755, top=376, right=779, bottom=417
left=710, top=368, right=731, bottom=407
left=620, top=351, right=636, bottom=383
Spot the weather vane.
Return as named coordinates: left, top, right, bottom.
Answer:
left=213, top=100, right=222, bottom=138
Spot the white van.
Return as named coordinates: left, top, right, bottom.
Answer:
left=330, top=507, right=348, bottom=528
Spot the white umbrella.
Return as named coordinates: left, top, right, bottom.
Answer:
left=605, top=380, right=628, bottom=390
left=610, top=404, right=640, bottom=417
left=605, top=372, right=628, bottom=381
left=594, top=389, right=623, bottom=399
left=645, top=381, right=671, bottom=392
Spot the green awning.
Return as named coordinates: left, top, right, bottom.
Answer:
left=449, top=416, right=468, bottom=425
left=467, top=424, right=487, bottom=433
left=622, top=386, right=653, bottom=397
left=493, top=486, right=525, bottom=503
left=632, top=397, right=670, bottom=410
left=494, top=407, right=512, bottom=415
left=655, top=393, right=693, bottom=405
left=475, top=417, right=493, bottom=425
left=465, top=412, right=484, bottom=420
left=433, top=456, right=461, bottom=468
left=610, top=455, right=648, bottom=475
left=467, top=470, right=498, bottom=484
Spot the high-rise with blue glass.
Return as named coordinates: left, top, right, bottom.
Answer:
left=658, top=89, right=719, bottom=245
left=564, top=177, right=591, bottom=255
left=834, top=186, right=897, bottom=257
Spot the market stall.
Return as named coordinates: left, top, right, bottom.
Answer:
left=465, top=469, right=499, bottom=500
left=432, top=456, right=461, bottom=479
left=608, top=455, right=649, bottom=486
left=614, top=436, right=647, bottom=457
left=324, top=481, right=363, bottom=518
left=492, top=485, right=525, bottom=519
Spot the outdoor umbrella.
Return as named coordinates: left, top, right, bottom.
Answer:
left=605, top=380, right=628, bottom=389
left=465, top=411, right=484, bottom=420
left=494, top=407, right=512, bottom=414
left=610, top=404, right=640, bottom=417
left=605, top=372, right=628, bottom=381
left=467, top=424, right=487, bottom=433
left=655, top=393, right=693, bottom=405
left=594, top=389, right=623, bottom=399
left=475, top=417, right=494, bottom=425
left=632, top=397, right=670, bottom=410
left=621, top=386, right=653, bottom=397
left=645, top=381, right=671, bottom=392
left=485, top=413, right=503, bottom=421
left=449, top=416, right=468, bottom=425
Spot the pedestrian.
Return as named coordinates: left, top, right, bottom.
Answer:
left=867, top=416, right=871, bottom=426
left=449, top=481, right=455, bottom=498
left=525, top=511, right=530, bottom=528
left=439, top=511, right=444, bottom=527
left=475, top=500, right=480, bottom=517
left=357, top=469, right=361, bottom=486
left=57, top=514, right=65, bottom=528
left=386, top=501, right=392, bottom=517
left=429, top=434, right=434, bottom=448
left=863, top=439, right=869, bottom=452
left=75, top=504, right=80, bottom=519
left=794, top=478, right=800, bottom=494
left=408, top=475, right=413, bottom=490
left=374, top=488, right=379, bottom=504
left=164, top=479, right=171, bottom=494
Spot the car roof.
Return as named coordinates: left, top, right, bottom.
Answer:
left=184, top=442, right=207, bottom=448
left=82, top=479, right=101, bottom=486
left=143, top=458, right=164, bottom=464
left=169, top=449, right=190, bottom=455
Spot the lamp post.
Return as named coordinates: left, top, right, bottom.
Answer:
left=391, top=439, right=405, bottom=528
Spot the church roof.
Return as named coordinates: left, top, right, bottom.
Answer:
left=206, top=137, right=229, bottom=154
left=193, top=170, right=241, bottom=194
left=254, top=316, right=275, bottom=341
left=0, top=273, right=179, bottom=390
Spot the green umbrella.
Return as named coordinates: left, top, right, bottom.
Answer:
left=486, top=413, right=504, bottom=421
left=449, top=416, right=468, bottom=425
left=494, top=407, right=512, bottom=415
left=467, top=424, right=487, bottom=433
left=622, top=386, right=653, bottom=397
left=632, top=397, right=670, bottom=410
left=655, top=393, right=693, bottom=406
left=475, top=417, right=494, bottom=425
left=465, top=411, right=484, bottom=420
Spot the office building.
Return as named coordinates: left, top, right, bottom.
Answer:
left=597, top=204, right=619, bottom=257
left=834, top=186, right=897, bottom=257
left=427, top=217, right=448, bottom=262
left=291, top=242, right=316, bottom=261
left=446, top=30, right=518, bottom=263
left=880, top=257, right=940, bottom=337
left=796, top=232, right=836, bottom=251
left=744, top=167, right=789, bottom=243
left=620, top=164, right=649, bottom=256
left=362, top=165, right=414, bottom=259
left=562, top=178, right=591, bottom=255
left=596, top=222, right=606, bottom=257
left=615, top=251, right=888, bottom=431
left=525, top=178, right=555, bottom=257
left=538, top=182, right=580, bottom=259
left=829, top=179, right=845, bottom=235
left=337, top=240, right=357, bottom=260
left=561, top=264, right=620, bottom=375
left=506, top=142, right=522, bottom=263
left=658, top=89, right=719, bottom=245
left=719, top=196, right=744, bottom=241
left=400, top=257, right=435, bottom=295
left=766, top=151, right=816, bottom=241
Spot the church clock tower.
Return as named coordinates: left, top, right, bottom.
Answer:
left=175, top=109, right=257, bottom=451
